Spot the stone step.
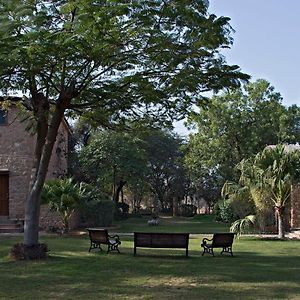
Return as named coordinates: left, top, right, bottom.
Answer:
left=0, top=227, right=23, bottom=233
left=0, top=221, right=23, bottom=233
left=0, top=219, right=18, bottom=224
left=0, top=223, right=21, bottom=228
left=0, top=216, right=9, bottom=223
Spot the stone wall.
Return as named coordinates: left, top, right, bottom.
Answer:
left=0, top=108, right=77, bottom=229
left=291, top=184, right=300, bottom=228
left=0, top=109, right=35, bottom=219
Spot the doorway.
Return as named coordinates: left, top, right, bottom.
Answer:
left=0, top=173, right=9, bottom=216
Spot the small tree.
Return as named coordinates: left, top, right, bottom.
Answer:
left=42, top=178, right=85, bottom=233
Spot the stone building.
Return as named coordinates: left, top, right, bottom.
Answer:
left=0, top=104, right=71, bottom=231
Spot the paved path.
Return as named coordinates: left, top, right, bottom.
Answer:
left=1, top=231, right=300, bottom=239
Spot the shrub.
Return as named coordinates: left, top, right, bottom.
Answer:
left=83, top=199, right=114, bottom=227
left=214, top=200, right=235, bottom=223
left=230, top=196, right=255, bottom=219
left=178, top=204, right=197, bottom=217
left=230, top=215, right=256, bottom=236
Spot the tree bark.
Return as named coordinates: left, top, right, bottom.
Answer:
left=276, top=206, right=285, bottom=239
left=24, top=102, right=67, bottom=246
left=172, top=197, right=178, bottom=217
left=113, top=179, right=126, bottom=204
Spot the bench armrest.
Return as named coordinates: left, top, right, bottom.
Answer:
left=202, top=237, right=213, bottom=245
left=108, top=234, right=120, bottom=241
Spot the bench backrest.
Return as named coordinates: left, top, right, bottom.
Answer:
left=134, top=232, right=189, bottom=248
left=212, top=233, right=235, bottom=247
left=87, top=229, right=109, bottom=244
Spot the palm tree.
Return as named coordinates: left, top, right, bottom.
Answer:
left=239, top=145, right=300, bottom=239
left=42, top=178, right=85, bottom=233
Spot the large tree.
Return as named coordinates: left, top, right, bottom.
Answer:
left=185, top=79, right=300, bottom=183
left=141, top=129, right=186, bottom=212
left=79, top=130, right=148, bottom=205
left=78, top=128, right=189, bottom=213
left=0, top=0, right=248, bottom=248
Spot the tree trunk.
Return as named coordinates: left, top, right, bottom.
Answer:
left=276, top=206, right=285, bottom=239
left=24, top=103, right=66, bottom=246
left=172, top=197, right=178, bottom=217
left=113, top=180, right=126, bottom=204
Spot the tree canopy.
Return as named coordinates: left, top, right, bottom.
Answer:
left=185, top=79, right=300, bottom=183
left=0, top=0, right=248, bottom=248
left=76, top=128, right=189, bottom=213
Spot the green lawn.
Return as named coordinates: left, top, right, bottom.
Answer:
left=113, top=214, right=230, bottom=233
left=1, top=217, right=300, bottom=299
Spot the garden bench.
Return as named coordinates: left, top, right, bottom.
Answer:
left=87, top=228, right=121, bottom=253
left=201, top=233, right=235, bottom=256
left=134, top=232, right=189, bottom=256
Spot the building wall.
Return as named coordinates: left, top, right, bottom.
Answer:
left=0, top=108, right=73, bottom=229
left=0, top=109, right=35, bottom=219
left=291, top=184, right=300, bottom=228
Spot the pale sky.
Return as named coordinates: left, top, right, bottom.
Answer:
left=175, top=0, right=300, bottom=135
left=209, top=0, right=300, bottom=107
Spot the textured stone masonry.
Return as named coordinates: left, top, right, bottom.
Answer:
left=291, top=184, right=300, bottom=228
left=0, top=108, right=74, bottom=229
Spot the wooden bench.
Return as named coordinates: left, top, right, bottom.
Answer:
left=201, top=233, right=235, bottom=256
left=134, top=232, right=189, bottom=257
left=87, top=228, right=121, bottom=253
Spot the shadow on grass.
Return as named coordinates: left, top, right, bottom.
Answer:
left=1, top=236, right=300, bottom=299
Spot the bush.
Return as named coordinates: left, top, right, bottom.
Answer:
left=178, top=204, right=197, bottom=217
left=230, top=196, right=255, bottom=219
left=230, top=215, right=256, bottom=236
left=214, top=200, right=235, bottom=223
left=83, top=199, right=114, bottom=227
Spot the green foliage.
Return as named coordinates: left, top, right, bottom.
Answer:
left=79, top=131, right=147, bottom=185
left=77, top=128, right=190, bottom=213
left=214, top=200, right=235, bottom=223
left=231, top=145, right=300, bottom=238
left=82, top=199, right=114, bottom=227
left=239, top=145, right=300, bottom=208
left=230, top=215, right=256, bottom=236
left=78, top=183, right=115, bottom=227
left=0, top=0, right=249, bottom=245
left=41, top=178, right=85, bottom=232
left=0, top=0, right=248, bottom=125
left=185, top=79, right=300, bottom=183
left=178, top=204, right=197, bottom=217
left=222, top=181, right=256, bottom=219
left=141, top=129, right=188, bottom=211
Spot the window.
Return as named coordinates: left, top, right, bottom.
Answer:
left=0, top=109, right=7, bottom=125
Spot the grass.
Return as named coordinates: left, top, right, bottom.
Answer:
left=113, top=214, right=230, bottom=233
left=1, top=216, right=300, bottom=299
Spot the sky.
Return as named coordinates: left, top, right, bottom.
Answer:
left=175, top=0, right=300, bottom=135
left=209, top=0, right=300, bottom=107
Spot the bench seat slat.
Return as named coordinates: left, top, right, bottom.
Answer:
left=134, top=232, right=189, bottom=256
